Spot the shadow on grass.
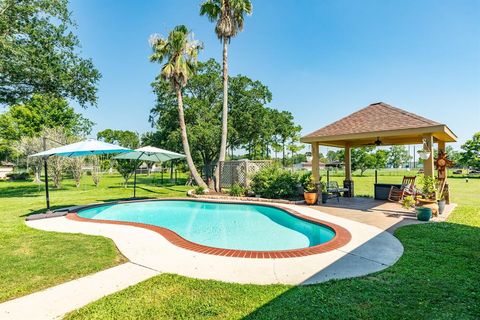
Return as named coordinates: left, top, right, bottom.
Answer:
left=0, top=183, right=44, bottom=198
left=20, top=204, right=79, bottom=217
left=94, top=197, right=155, bottom=203
left=243, top=221, right=480, bottom=319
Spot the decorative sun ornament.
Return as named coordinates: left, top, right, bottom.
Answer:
left=435, top=150, right=454, bottom=169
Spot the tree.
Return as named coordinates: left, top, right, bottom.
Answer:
left=227, top=75, right=273, bottom=157
left=287, top=143, right=303, bottom=163
left=0, top=94, right=94, bottom=140
left=373, top=149, right=389, bottom=169
left=70, top=157, right=84, bottom=188
left=269, top=110, right=300, bottom=166
left=200, top=0, right=252, bottom=190
left=351, top=147, right=375, bottom=176
left=0, top=0, right=101, bottom=106
left=326, top=150, right=341, bottom=163
left=15, top=136, right=44, bottom=183
left=149, top=59, right=303, bottom=173
left=149, top=25, right=207, bottom=189
left=15, top=127, right=71, bottom=187
left=150, top=60, right=222, bottom=181
left=445, top=146, right=461, bottom=166
left=0, top=94, right=93, bottom=161
left=90, top=156, right=101, bottom=187
left=388, top=146, right=411, bottom=168
left=97, top=129, right=140, bottom=187
left=459, top=132, right=480, bottom=169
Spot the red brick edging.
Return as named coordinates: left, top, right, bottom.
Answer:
left=66, top=199, right=351, bottom=259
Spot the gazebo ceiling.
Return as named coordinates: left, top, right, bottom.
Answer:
left=300, top=102, right=457, bottom=147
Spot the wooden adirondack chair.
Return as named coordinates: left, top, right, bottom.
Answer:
left=388, top=176, right=417, bottom=202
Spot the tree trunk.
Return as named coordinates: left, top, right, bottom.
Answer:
left=34, top=164, right=41, bottom=183
left=282, top=142, right=286, bottom=167
left=214, top=38, right=229, bottom=191
left=176, top=88, right=208, bottom=189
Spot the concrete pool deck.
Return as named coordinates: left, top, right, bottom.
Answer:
left=1, top=201, right=404, bottom=319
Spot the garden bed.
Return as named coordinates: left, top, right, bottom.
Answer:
left=187, top=189, right=305, bottom=205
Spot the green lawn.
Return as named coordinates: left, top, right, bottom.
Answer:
left=1, top=174, right=479, bottom=319
left=0, top=174, right=190, bottom=303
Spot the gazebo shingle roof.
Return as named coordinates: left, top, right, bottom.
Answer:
left=304, top=102, right=440, bottom=138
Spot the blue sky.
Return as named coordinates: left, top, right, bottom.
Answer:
left=70, top=0, right=479, bottom=149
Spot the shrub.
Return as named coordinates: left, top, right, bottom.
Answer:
left=250, top=166, right=300, bottom=199
left=6, top=172, right=30, bottom=181
left=229, top=183, right=245, bottom=197
left=300, top=171, right=317, bottom=193
left=194, top=185, right=206, bottom=195
left=401, top=195, right=416, bottom=209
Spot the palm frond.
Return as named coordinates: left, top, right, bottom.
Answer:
left=202, top=0, right=252, bottom=41
left=200, top=0, right=221, bottom=22
left=150, top=25, right=203, bottom=89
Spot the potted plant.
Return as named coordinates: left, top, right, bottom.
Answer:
left=401, top=195, right=432, bottom=221
left=416, top=175, right=439, bottom=217
left=302, top=174, right=318, bottom=205
left=321, top=182, right=329, bottom=204
left=421, top=175, right=436, bottom=200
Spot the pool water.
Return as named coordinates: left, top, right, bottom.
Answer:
left=77, top=200, right=335, bottom=251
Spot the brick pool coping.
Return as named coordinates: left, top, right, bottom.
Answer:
left=66, top=198, right=352, bottom=259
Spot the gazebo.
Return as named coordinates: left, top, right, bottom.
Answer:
left=300, top=102, right=457, bottom=200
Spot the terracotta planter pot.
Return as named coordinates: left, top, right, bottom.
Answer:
left=304, top=192, right=318, bottom=205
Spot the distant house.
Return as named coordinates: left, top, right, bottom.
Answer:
left=0, top=162, right=15, bottom=179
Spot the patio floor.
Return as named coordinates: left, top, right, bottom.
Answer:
left=312, top=197, right=456, bottom=234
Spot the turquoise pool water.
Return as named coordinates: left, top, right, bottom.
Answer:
left=77, top=201, right=335, bottom=251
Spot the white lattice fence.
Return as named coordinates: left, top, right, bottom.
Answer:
left=219, top=160, right=272, bottom=189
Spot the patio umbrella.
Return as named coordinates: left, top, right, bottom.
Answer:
left=29, top=139, right=132, bottom=212
left=114, top=146, right=186, bottom=198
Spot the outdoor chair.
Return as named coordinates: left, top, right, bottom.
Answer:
left=388, top=176, right=417, bottom=202
left=327, top=181, right=349, bottom=202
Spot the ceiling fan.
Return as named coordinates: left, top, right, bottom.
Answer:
left=362, top=137, right=382, bottom=146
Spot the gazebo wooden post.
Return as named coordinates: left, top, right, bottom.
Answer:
left=423, top=134, right=435, bottom=179
left=311, top=142, right=320, bottom=183
left=344, top=143, right=354, bottom=197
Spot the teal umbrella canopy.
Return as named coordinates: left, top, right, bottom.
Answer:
left=29, top=139, right=132, bottom=158
left=28, top=139, right=131, bottom=212
left=114, top=146, right=185, bottom=162
left=113, top=146, right=185, bottom=199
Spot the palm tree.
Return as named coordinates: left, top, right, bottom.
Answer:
left=200, top=0, right=252, bottom=190
left=149, top=25, right=208, bottom=189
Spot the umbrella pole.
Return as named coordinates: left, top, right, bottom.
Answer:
left=133, top=153, right=144, bottom=198
left=133, top=162, right=137, bottom=198
left=42, top=137, right=51, bottom=213
left=44, top=157, right=51, bottom=212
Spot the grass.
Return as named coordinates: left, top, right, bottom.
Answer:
left=63, top=177, right=480, bottom=319
left=0, top=173, right=190, bottom=303
left=2, top=173, right=479, bottom=319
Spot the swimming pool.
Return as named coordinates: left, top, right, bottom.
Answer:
left=76, top=200, right=337, bottom=252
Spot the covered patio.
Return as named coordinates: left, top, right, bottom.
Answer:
left=300, top=102, right=457, bottom=202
